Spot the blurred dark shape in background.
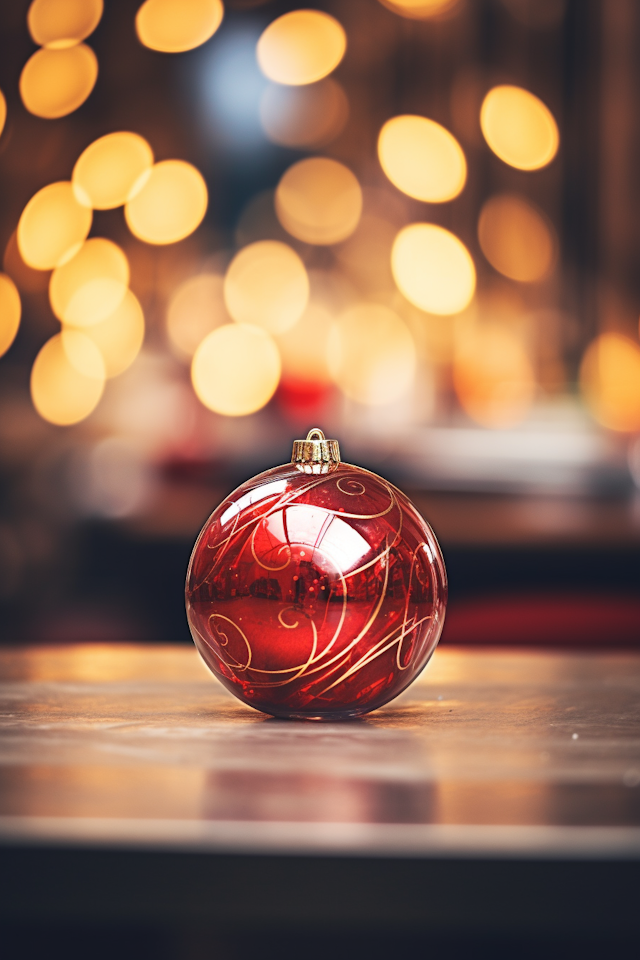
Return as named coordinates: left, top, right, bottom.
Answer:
left=1, top=0, right=640, bottom=648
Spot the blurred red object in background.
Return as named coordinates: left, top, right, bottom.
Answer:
left=277, top=378, right=334, bottom=418
left=442, top=594, right=640, bottom=647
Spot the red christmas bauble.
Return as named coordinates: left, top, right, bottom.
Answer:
left=186, top=429, right=447, bottom=719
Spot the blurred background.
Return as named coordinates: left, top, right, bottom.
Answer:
left=0, top=0, right=639, bottom=648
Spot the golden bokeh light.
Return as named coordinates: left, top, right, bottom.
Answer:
left=391, top=223, right=476, bottom=315
left=480, top=85, right=559, bottom=171
left=580, top=333, right=640, bottom=433
left=73, top=289, right=145, bottom=379
left=378, top=115, right=467, bottom=203
left=18, top=181, right=92, bottom=271
left=478, top=194, right=556, bottom=283
left=167, top=273, right=228, bottom=361
left=73, top=132, right=154, bottom=210
left=277, top=303, right=333, bottom=385
left=20, top=44, right=98, bottom=119
left=31, top=332, right=105, bottom=425
left=50, top=238, right=129, bottom=328
left=0, top=89, right=6, bottom=139
left=191, top=323, right=281, bottom=416
left=28, top=0, right=103, bottom=49
left=224, top=241, right=309, bottom=335
left=124, top=160, right=208, bottom=245
left=328, top=303, right=416, bottom=406
left=135, top=0, right=224, bottom=53
left=378, top=0, right=460, bottom=19
left=257, top=10, right=346, bottom=86
left=454, top=324, right=536, bottom=428
left=3, top=232, right=50, bottom=293
left=275, top=157, right=362, bottom=245
left=0, top=273, right=21, bottom=358
left=61, top=328, right=106, bottom=380
left=260, top=79, right=349, bottom=149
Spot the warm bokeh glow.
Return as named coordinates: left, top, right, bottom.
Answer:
left=0, top=273, right=21, bottom=358
left=391, top=223, right=476, bottom=315
left=73, top=289, right=145, bottom=378
left=580, top=333, right=640, bottom=433
left=454, top=324, right=536, bottom=428
left=257, top=10, right=346, bottom=86
left=275, top=157, right=362, bottom=245
left=378, top=0, right=460, bottom=19
left=73, top=132, right=154, bottom=209
left=335, top=214, right=397, bottom=295
left=31, top=333, right=105, bottom=425
left=191, top=323, right=281, bottom=416
left=480, top=85, right=559, bottom=171
left=50, top=238, right=129, bottom=327
left=378, top=115, right=467, bottom=202
left=277, top=303, right=333, bottom=385
left=260, top=79, right=349, bottom=148
left=328, top=303, right=416, bottom=406
left=167, top=273, right=228, bottom=360
left=20, top=44, right=98, bottom=119
left=28, top=0, right=103, bottom=48
left=478, top=194, right=556, bottom=282
left=61, top=328, right=106, bottom=380
left=135, top=0, right=224, bottom=53
left=124, top=160, right=208, bottom=245
left=18, top=182, right=92, bottom=271
left=224, top=241, right=309, bottom=335
left=3, top=232, right=49, bottom=293
left=0, top=89, right=6, bottom=138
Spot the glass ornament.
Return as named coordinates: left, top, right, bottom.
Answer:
left=186, top=429, right=447, bottom=719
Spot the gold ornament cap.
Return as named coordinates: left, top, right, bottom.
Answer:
left=291, top=428, right=340, bottom=473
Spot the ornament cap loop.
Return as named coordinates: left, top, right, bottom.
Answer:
left=291, top=427, right=340, bottom=473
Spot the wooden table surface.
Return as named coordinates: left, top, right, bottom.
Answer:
left=1, top=643, right=639, bottom=940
